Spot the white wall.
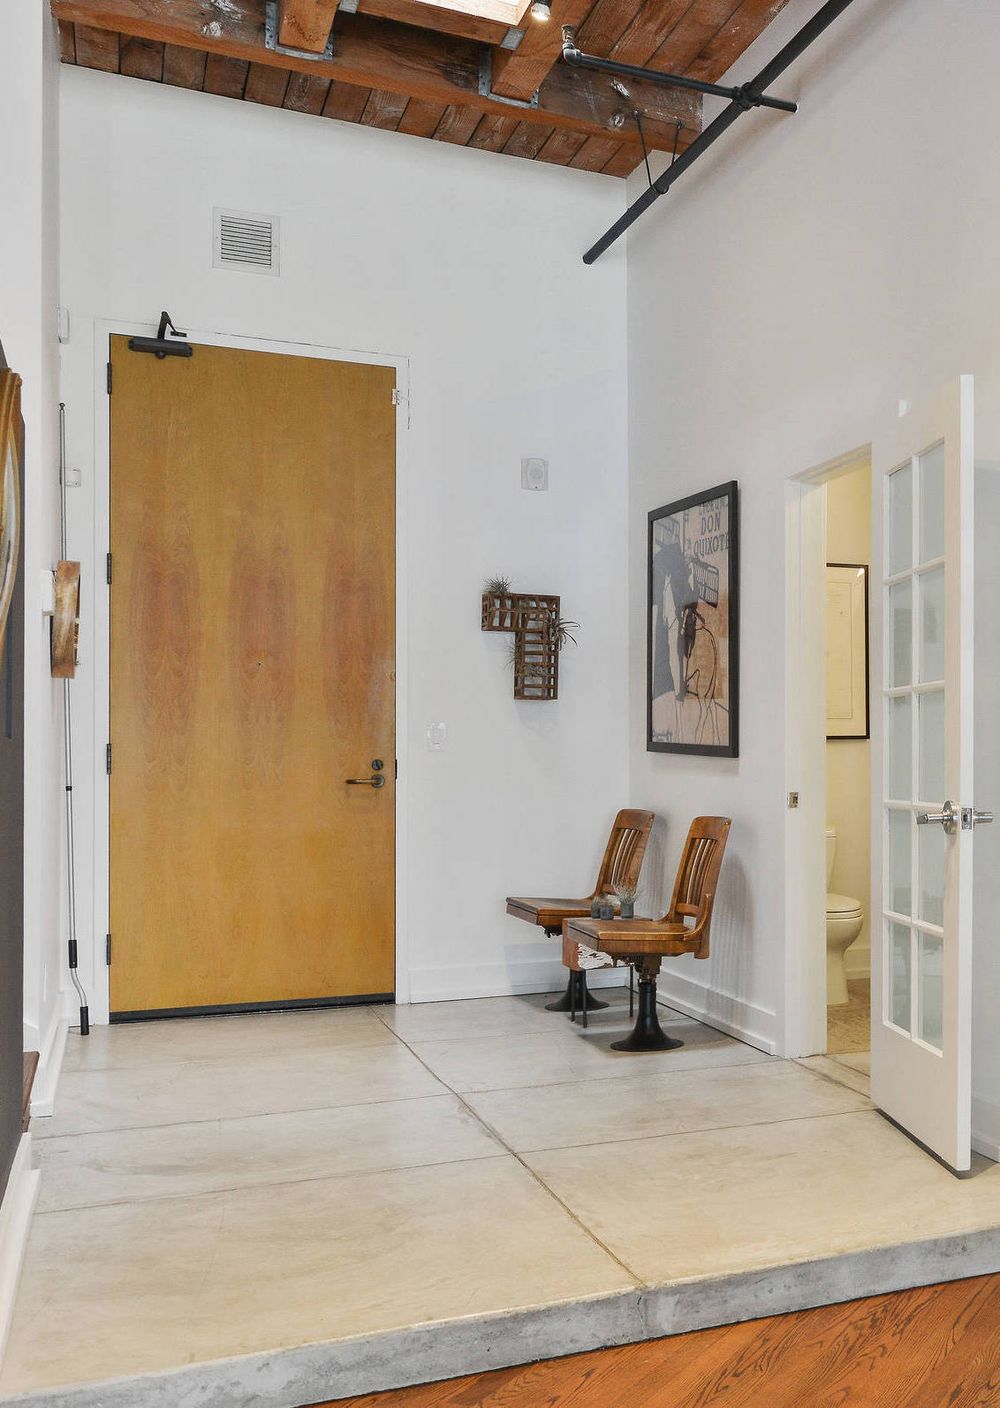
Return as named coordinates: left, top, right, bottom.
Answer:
left=0, top=3, right=68, bottom=1103
left=58, top=69, right=630, bottom=1016
left=626, top=0, right=1000, bottom=1067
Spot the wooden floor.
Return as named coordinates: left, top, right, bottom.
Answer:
left=319, top=1275, right=1000, bottom=1407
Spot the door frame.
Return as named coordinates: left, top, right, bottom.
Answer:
left=783, top=444, right=872, bottom=1058
left=88, top=320, right=411, bottom=1025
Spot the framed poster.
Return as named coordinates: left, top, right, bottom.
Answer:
left=826, top=562, right=869, bottom=739
left=0, top=369, right=22, bottom=659
left=647, top=480, right=739, bottom=757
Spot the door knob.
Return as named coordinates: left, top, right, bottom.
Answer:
left=916, top=800, right=958, bottom=833
left=346, top=774, right=385, bottom=789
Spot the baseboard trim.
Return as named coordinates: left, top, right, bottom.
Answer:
left=654, top=970, right=777, bottom=1055
left=972, top=1096, right=1000, bottom=1162
left=28, top=1009, right=69, bottom=1120
left=408, top=956, right=627, bottom=1005
left=0, top=1135, right=40, bottom=1366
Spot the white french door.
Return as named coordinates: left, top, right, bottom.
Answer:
left=871, top=376, right=986, bottom=1173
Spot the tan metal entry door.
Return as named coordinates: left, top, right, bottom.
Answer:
left=109, top=338, right=396, bottom=1016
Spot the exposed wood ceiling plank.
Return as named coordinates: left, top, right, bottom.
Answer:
left=432, top=104, right=481, bottom=144
left=51, top=0, right=699, bottom=150
left=120, top=34, right=164, bottom=80
left=322, top=78, right=371, bottom=120
left=642, top=1, right=741, bottom=76
left=688, top=0, right=792, bottom=80
left=467, top=111, right=520, bottom=150
left=162, top=40, right=207, bottom=86
left=608, top=0, right=695, bottom=64
left=58, top=19, right=77, bottom=61
left=360, top=86, right=408, bottom=127
left=279, top=0, right=340, bottom=53
left=490, top=0, right=591, bottom=102
left=576, top=0, right=645, bottom=57
left=203, top=53, right=249, bottom=97
left=284, top=70, right=331, bottom=110
left=502, top=120, right=550, bottom=158
left=245, top=59, right=291, bottom=102
left=568, top=133, right=621, bottom=169
left=535, top=126, right=585, bottom=163
left=601, top=142, right=638, bottom=175
left=73, top=22, right=120, bottom=70
left=358, top=0, right=509, bottom=45
left=396, top=97, right=447, bottom=136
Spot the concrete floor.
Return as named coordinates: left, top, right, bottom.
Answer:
left=3, top=992, right=1000, bottom=1407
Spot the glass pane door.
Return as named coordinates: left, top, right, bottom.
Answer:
left=883, top=444, right=946, bottom=1052
left=872, top=375, right=974, bottom=1173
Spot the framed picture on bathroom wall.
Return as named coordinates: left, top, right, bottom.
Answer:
left=826, top=562, right=869, bottom=739
left=647, top=481, right=739, bottom=757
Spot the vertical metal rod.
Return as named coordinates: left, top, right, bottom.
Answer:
left=582, top=0, right=856, bottom=263
left=59, top=403, right=89, bottom=1035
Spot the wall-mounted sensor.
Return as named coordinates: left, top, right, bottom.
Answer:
left=521, top=458, right=549, bottom=491
left=426, top=722, right=447, bottom=751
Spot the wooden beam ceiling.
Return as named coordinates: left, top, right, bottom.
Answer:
left=53, top=0, right=795, bottom=176
left=53, top=0, right=700, bottom=150
left=279, top=0, right=341, bottom=53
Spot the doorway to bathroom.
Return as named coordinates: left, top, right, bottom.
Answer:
left=783, top=443, right=873, bottom=1066
left=823, top=464, right=872, bottom=1069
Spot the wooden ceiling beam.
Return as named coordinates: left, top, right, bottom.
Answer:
left=279, top=0, right=339, bottom=53
left=357, top=0, right=510, bottom=47
left=51, top=0, right=701, bottom=150
left=488, top=0, right=590, bottom=102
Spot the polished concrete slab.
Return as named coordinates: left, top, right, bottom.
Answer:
left=4, top=994, right=1000, bottom=1407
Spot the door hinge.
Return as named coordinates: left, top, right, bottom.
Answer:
left=106, top=551, right=113, bottom=585
left=106, top=742, right=112, bottom=775
left=106, top=933, right=112, bottom=966
left=395, top=758, right=398, bottom=779
left=106, top=361, right=113, bottom=395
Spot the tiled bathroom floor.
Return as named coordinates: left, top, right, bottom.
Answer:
left=3, top=992, right=1000, bottom=1408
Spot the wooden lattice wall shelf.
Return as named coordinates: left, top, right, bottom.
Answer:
left=481, top=589, right=561, bottom=701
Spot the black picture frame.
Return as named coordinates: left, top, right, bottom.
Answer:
left=825, top=562, right=870, bottom=741
left=647, top=480, right=739, bottom=757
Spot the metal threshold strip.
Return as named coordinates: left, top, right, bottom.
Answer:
left=570, top=0, right=856, bottom=264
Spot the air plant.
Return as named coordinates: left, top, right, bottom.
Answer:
left=613, top=880, right=638, bottom=920
left=506, top=638, right=546, bottom=679
left=483, top=574, right=513, bottom=598
left=551, top=617, right=580, bottom=651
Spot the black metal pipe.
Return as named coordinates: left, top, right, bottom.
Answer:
left=581, top=0, right=856, bottom=264
left=561, top=38, right=798, bottom=114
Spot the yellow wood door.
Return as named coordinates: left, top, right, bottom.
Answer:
left=109, top=338, right=396, bottom=1015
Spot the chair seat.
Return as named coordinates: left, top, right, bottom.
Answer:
left=506, top=897, right=592, bottom=929
left=564, top=915, right=699, bottom=959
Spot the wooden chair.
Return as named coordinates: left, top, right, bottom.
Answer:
left=506, top=808, right=654, bottom=1014
left=562, top=816, right=731, bottom=1050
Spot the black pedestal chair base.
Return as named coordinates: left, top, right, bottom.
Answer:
left=610, top=976, right=683, bottom=1052
left=546, top=971, right=608, bottom=1013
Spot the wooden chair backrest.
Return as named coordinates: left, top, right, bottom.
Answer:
left=595, top=809, right=655, bottom=897
left=665, top=816, right=731, bottom=958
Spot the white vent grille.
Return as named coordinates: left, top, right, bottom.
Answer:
left=213, top=208, right=279, bottom=275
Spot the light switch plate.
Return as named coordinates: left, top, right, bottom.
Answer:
left=521, top=457, right=549, bottom=492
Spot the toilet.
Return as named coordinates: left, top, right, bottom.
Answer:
left=826, top=827, right=864, bottom=1006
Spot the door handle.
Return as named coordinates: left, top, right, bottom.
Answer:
left=346, top=774, right=386, bottom=788
left=916, top=800, right=958, bottom=833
